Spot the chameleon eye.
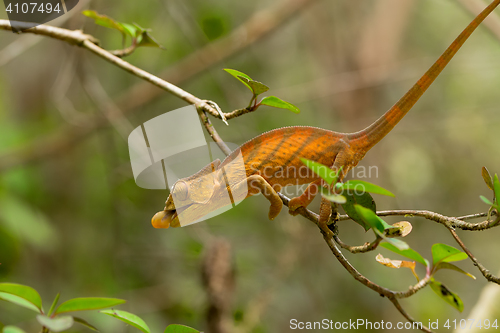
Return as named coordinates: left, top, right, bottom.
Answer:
left=173, top=181, right=189, bottom=201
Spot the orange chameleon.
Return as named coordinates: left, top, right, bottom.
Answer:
left=152, top=0, right=500, bottom=234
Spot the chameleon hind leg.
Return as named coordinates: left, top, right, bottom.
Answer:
left=317, top=156, right=349, bottom=238
left=232, top=175, right=283, bottom=220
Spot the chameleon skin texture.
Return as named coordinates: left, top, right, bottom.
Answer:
left=152, top=0, right=500, bottom=229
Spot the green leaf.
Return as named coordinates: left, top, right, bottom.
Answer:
left=0, top=283, right=42, bottom=312
left=223, top=69, right=253, bottom=92
left=434, top=262, right=476, bottom=279
left=0, top=292, right=40, bottom=313
left=300, top=159, right=338, bottom=185
left=237, top=76, right=269, bottom=95
left=82, top=10, right=125, bottom=34
left=354, top=205, right=393, bottom=233
left=320, top=187, right=346, bottom=204
left=340, top=180, right=394, bottom=197
left=0, top=321, right=3, bottom=331
left=119, top=23, right=137, bottom=37
left=341, top=191, right=376, bottom=231
left=0, top=194, right=57, bottom=250
left=382, top=236, right=410, bottom=251
left=137, top=30, right=164, bottom=48
left=430, top=279, right=464, bottom=312
left=2, top=326, right=26, bottom=333
left=259, top=96, right=300, bottom=113
left=480, top=195, right=495, bottom=206
left=164, top=324, right=200, bottom=333
left=133, top=23, right=165, bottom=49
left=431, top=244, right=467, bottom=265
left=100, top=310, right=150, bottom=333
left=493, top=174, right=500, bottom=206
left=380, top=242, right=429, bottom=266
left=73, top=317, right=99, bottom=332
left=54, top=297, right=126, bottom=315
left=482, top=166, right=494, bottom=190
left=47, top=293, right=60, bottom=316
left=36, top=315, right=74, bottom=333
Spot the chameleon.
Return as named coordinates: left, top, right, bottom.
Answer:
left=152, top=0, right=500, bottom=234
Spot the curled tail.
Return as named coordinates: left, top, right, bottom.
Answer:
left=348, top=0, right=500, bottom=150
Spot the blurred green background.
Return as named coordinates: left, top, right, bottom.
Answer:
left=1, top=0, right=500, bottom=332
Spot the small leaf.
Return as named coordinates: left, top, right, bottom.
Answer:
left=73, top=317, right=99, bottom=332
left=340, top=180, right=395, bottom=197
left=354, top=205, right=393, bottom=233
left=82, top=10, right=124, bottom=34
left=376, top=253, right=419, bottom=279
left=0, top=321, right=3, bottom=330
left=300, top=159, right=338, bottom=185
left=100, top=310, right=151, bottom=333
left=493, top=174, right=500, bottom=205
left=376, top=253, right=413, bottom=269
left=223, top=69, right=253, bottom=91
left=482, top=166, right=494, bottom=190
left=434, top=262, right=476, bottom=279
left=382, top=236, right=410, bottom=251
left=260, top=96, right=300, bottom=113
left=320, top=187, right=346, bottom=204
left=36, top=315, right=74, bottom=333
left=48, top=293, right=60, bottom=316
left=55, top=297, right=126, bottom=315
left=164, top=324, right=200, bottom=333
left=119, top=23, right=137, bottom=37
left=237, top=76, right=269, bottom=95
left=137, top=31, right=164, bottom=48
left=385, top=221, right=412, bottom=237
left=430, top=279, right=464, bottom=312
left=431, top=243, right=468, bottom=265
left=480, top=195, right=495, bottom=207
left=0, top=283, right=42, bottom=312
left=0, top=292, right=40, bottom=313
left=133, top=23, right=165, bottom=49
left=2, top=326, right=26, bottom=333
left=341, top=191, right=376, bottom=231
left=380, top=242, right=428, bottom=266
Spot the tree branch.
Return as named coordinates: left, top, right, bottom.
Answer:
left=448, top=228, right=500, bottom=284
left=338, top=209, right=500, bottom=231
left=0, top=0, right=318, bottom=172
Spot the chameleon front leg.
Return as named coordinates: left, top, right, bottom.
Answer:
left=288, top=179, right=322, bottom=216
left=232, top=174, right=283, bottom=220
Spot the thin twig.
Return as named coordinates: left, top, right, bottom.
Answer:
left=334, top=234, right=383, bottom=253
left=339, top=209, right=500, bottom=231
left=389, top=297, right=433, bottom=333
left=448, top=228, right=500, bottom=284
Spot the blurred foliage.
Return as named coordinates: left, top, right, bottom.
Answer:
left=1, top=0, right=500, bottom=332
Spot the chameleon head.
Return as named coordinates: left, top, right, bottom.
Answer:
left=151, top=160, right=222, bottom=229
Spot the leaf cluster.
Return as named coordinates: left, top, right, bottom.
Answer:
left=301, top=159, right=477, bottom=312
left=0, top=283, right=199, bottom=333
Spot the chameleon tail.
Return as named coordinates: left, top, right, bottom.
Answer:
left=348, top=0, right=500, bottom=150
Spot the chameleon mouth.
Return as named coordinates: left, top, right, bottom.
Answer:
left=151, top=205, right=191, bottom=229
